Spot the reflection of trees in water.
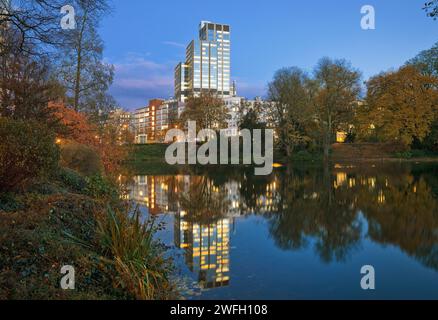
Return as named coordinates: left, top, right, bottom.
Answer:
left=238, top=167, right=272, bottom=213
left=260, top=164, right=438, bottom=269
left=264, top=165, right=363, bottom=263
left=357, top=175, right=438, bottom=271
left=177, top=175, right=230, bottom=224
left=127, top=163, right=438, bottom=270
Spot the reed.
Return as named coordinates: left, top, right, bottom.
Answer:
left=96, top=205, right=174, bottom=300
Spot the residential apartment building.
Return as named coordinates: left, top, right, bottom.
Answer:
left=134, top=99, right=183, bottom=143
left=108, top=108, right=133, bottom=128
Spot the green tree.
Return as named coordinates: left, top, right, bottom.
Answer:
left=239, top=108, right=266, bottom=130
left=0, top=118, right=60, bottom=191
left=421, top=120, right=438, bottom=152
left=238, top=98, right=267, bottom=130
left=179, top=94, right=230, bottom=131
left=267, top=67, right=314, bottom=158
left=313, top=58, right=362, bottom=160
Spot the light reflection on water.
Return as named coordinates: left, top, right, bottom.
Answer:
left=124, top=163, right=438, bottom=299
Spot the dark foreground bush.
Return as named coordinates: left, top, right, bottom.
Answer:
left=58, top=167, right=87, bottom=192
left=85, top=174, right=119, bottom=200
left=60, top=140, right=102, bottom=176
left=0, top=118, right=60, bottom=192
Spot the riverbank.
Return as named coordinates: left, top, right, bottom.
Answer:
left=0, top=167, right=176, bottom=300
left=127, top=143, right=438, bottom=169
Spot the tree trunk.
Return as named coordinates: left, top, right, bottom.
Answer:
left=73, top=12, right=88, bottom=111
left=73, top=51, right=81, bottom=111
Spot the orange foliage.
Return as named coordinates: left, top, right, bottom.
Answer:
left=49, top=101, right=98, bottom=145
left=49, top=101, right=127, bottom=173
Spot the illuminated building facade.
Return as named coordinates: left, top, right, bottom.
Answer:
left=134, top=99, right=182, bottom=143
left=175, top=21, right=231, bottom=102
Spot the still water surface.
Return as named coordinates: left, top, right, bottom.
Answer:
left=126, top=163, right=438, bottom=299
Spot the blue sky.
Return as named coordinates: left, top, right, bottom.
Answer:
left=100, top=0, right=438, bottom=110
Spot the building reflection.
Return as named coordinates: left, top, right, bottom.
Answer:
left=128, top=175, right=237, bottom=289
left=129, top=175, right=174, bottom=214
left=127, top=173, right=280, bottom=289
left=175, top=212, right=230, bottom=288
left=126, top=165, right=438, bottom=284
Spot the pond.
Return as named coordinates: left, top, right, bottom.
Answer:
left=125, top=162, right=438, bottom=299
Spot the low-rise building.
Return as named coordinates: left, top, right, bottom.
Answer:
left=134, top=99, right=183, bottom=143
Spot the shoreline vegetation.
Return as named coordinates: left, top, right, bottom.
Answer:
left=0, top=169, right=177, bottom=300
left=126, top=143, right=438, bottom=169
left=0, top=119, right=177, bottom=300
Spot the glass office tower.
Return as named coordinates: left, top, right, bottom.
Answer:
left=175, top=21, right=231, bottom=102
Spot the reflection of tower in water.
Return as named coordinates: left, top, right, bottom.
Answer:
left=175, top=210, right=230, bottom=289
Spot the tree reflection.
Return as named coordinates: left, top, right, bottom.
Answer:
left=177, top=175, right=230, bottom=224
left=127, top=163, right=438, bottom=272
left=264, top=165, right=362, bottom=263
left=261, top=163, right=438, bottom=269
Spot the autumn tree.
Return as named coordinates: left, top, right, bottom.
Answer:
left=313, top=58, right=362, bottom=160
left=50, top=102, right=127, bottom=173
left=357, top=66, right=438, bottom=147
left=406, top=42, right=438, bottom=151
left=0, top=39, right=64, bottom=124
left=267, top=67, right=315, bottom=158
left=57, top=0, right=115, bottom=115
left=0, top=0, right=66, bottom=55
left=406, top=41, right=438, bottom=77
left=179, top=94, right=230, bottom=132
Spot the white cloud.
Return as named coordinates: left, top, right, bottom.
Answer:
left=162, top=41, right=186, bottom=48
left=108, top=53, right=175, bottom=109
left=115, top=77, right=173, bottom=90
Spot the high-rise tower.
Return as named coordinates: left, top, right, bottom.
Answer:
left=175, top=21, right=231, bottom=102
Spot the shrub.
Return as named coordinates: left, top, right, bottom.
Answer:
left=0, top=193, right=24, bottom=212
left=0, top=118, right=60, bottom=192
left=60, top=140, right=102, bottom=176
left=394, top=151, right=413, bottom=159
left=84, top=174, right=118, bottom=200
left=292, top=150, right=322, bottom=161
left=58, top=167, right=87, bottom=192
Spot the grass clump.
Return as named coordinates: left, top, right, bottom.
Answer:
left=94, top=205, right=175, bottom=300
